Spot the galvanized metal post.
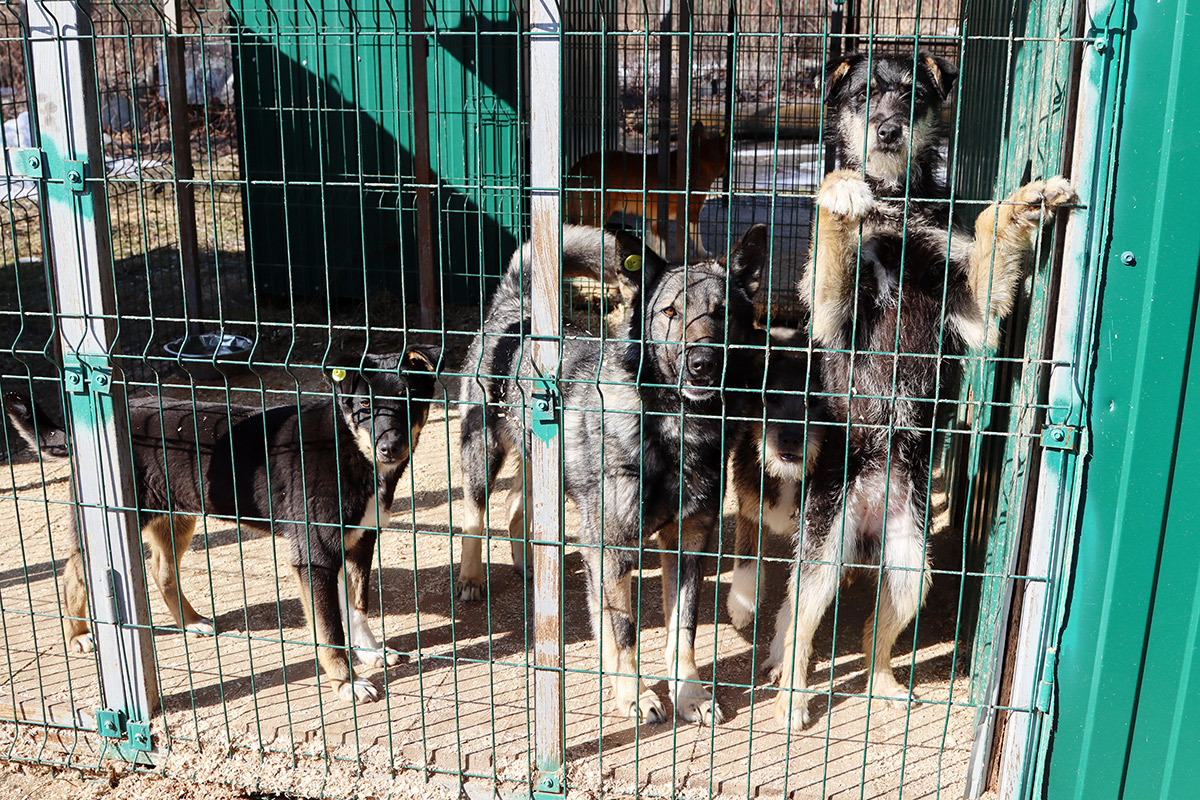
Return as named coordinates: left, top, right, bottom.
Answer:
left=529, top=0, right=564, bottom=795
left=163, top=0, right=202, bottom=337
left=27, top=0, right=160, bottom=752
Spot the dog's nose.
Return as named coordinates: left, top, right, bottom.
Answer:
left=877, top=121, right=902, bottom=145
left=685, top=346, right=721, bottom=385
left=775, top=425, right=806, bottom=459
left=377, top=439, right=405, bottom=463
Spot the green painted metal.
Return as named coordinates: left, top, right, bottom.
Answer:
left=949, top=0, right=1079, bottom=703
left=230, top=0, right=523, bottom=302
left=1045, top=0, right=1200, bottom=797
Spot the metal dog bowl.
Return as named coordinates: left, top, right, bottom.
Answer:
left=163, top=333, right=253, bottom=380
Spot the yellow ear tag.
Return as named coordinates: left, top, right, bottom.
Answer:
left=331, top=368, right=347, bottom=382
left=624, top=254, right=643, bottom=272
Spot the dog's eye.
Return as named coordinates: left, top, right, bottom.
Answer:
left=662, top=306, right=678, bottom=319
left=360, top=399, right=371, bottom=409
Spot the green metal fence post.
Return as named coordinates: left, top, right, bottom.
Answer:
left=529, top=0, right=565, bottom=796
left=27, top=0, right=159, bottom=760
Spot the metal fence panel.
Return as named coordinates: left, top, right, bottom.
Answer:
left=0, top=1, right=1118, bottom=797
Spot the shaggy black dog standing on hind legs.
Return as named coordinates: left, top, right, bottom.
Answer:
left=770, top=50, right=1077, bottom=730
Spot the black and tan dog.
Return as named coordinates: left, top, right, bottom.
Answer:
left=5, top=346, right=440, bottom=703
left=726, top=329, right=824, bottom=632
left=457, top=223, right=766, bottom=724
left=771, top=51, right=1076, bottom=729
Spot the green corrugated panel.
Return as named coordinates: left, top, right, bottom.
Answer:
left=1047, top=0, right=1200, bottom=796
left=230, top=0, right=523, bottom=302
left=948, top=0, right=1076, bottom=702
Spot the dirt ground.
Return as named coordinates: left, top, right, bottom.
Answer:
left=0, top=385, right=979, bottom=800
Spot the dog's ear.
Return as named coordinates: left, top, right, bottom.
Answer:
left=823, top=53, right=860, bottom=102
left=726, top=223, right=769, bottom=298
left=920, top=53, right=958, bottom=100
left=402, top=344, right=441, bottom=373
left=690, top=120, right=706, bottom=142
left=611, top=226, right=667, bottom=294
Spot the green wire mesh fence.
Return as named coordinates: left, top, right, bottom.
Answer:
left=0, top=0, right=1104, bottom=797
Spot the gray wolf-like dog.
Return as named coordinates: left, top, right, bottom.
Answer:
left=5, top=346, right=440, bottom=703
left=771, top=50, right=1076, bottom=729
left=457, top=223, right=766, bottom=724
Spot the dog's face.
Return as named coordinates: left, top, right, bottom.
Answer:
left=756, top=353, right=821, bottom=482
left=332, top=346, right=441, bottom=472
left=824, top=52, right=957, bottom=187
left=635, top=225, right=767, bottom=402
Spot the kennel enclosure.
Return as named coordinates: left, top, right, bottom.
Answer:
left=1, top=0, right=1196, bottom=798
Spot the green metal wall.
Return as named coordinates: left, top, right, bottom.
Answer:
left=231, top=0, right=524, bottom=302
left=1045, top=0, right=1200, bottom=796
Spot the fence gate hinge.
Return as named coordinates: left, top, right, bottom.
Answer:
left=1039, top=424, right=1078, bottom=451
left=8, top=147, right=89, bottom=192
left=1035, top=647, right=1058, bottom=714
left=530, top=377, right=560, bottom=444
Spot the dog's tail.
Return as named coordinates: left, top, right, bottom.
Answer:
left=3, top=392, right=70, bottom=460
left=497, top=224, right=662, bottom=303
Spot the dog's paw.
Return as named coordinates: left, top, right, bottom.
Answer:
left=674, top=683, right=725, bottom=726
left=185, top=618, right=216, bottom=638
left=772, top=690, right=811, bottom=731
left=69, top=633, right=94, bottom=654
left=510, top=541, right=534, bottom=580
left=455, top=578, right=486, bottom=603
left=868, top=674, right=912, bottom=709
left=818, top=171, right=874, bottom=220
left=355, top=647, right=406, bottom=669
left=726, top=564, right=757, bottom=630
left=1011, top=176, right=1077, bottom=227
left=615, top=688, right=667, bottom=725
left=336, top=678, right=380, bottom=703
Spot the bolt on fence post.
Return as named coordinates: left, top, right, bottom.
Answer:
left=28, top=0, right=161, bottom=745
left=529, top=0, right=565, bottom=792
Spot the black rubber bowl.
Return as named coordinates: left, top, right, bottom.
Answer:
left=163, top=333, right=253, bottom=381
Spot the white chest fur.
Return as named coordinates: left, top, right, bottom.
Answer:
left=761, top=481, right=799, bottom=536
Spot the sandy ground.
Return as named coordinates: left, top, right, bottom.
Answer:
left=0, top=398, right=979, bottom=800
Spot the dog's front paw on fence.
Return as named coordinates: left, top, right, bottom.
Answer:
left=818, top=170, right=875, bottom=220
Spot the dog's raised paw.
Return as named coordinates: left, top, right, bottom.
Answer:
left=772, top=691, right=811, bottom=731
left=818, top=171, right=875, bottom=220
left=337, top=678, right=380, bottom=703
left=1013, top=176, right=1077, bottom=226
left=185, top=619, right=216, bottom=638
left=455, top=578, right=485, bottom=603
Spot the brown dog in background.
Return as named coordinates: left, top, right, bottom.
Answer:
left=565, top=121, right=729, bottom=258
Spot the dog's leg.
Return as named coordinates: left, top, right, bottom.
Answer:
left=728, top=476, right=763, bottom=630
left=770, top=479, right=856, bottom=731
left=688, top=219, right=710, bottom=259
left=341, top=530, right=402, bottom=669
left=660, top=519, right=724, bottom=725
left=296, top=563, right=377, bottom=703
left=965, top=176, right=1076, bottom=348
left=802, top=169, right=875, bottom=345
left=145, top=514, right=214, bottom=637
left=863, top=476, right=931, bottom=707
left=63, top=544, right=93, bottom=653
left=581, top=516, right=665, bottom=724
left=507, top=458, right=532, bottom=580
left=456, top=408, right=505, bottom=602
